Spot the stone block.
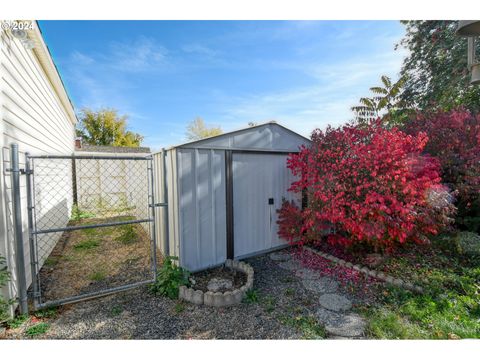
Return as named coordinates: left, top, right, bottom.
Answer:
left=376, top=272, right=387, bottom=280
left=184, top=288, right=194, bottom=302
left=192, top=290, right=204, bottom=305
left=385, top=275, right=395, bottom=283
left=393, top=278, right=404, bottom=287
left=204, top=291, right=214, bottom=306
left=213, top=292, right=224, bottom=307
left=233, top=289, right=243, bottom=303
left=414, top=285, right=424, bottom=293
left=223, top=291, right=235, bottom=306
left=179, top=285, right=187, bottom=299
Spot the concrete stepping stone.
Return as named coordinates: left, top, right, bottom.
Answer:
left=269, top=251, right=292, bottom=262
left=318, top=293, right=352, bottom=312
left=277, top=259, right=302, bottom=271
left=302, top=278, right=339, bottom=294
left=295, top=268, right=322, bottom=280
left=316, top=308, right=366, bottom=338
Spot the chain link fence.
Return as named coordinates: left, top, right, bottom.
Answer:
left=26, top=154, right=158, bottom=309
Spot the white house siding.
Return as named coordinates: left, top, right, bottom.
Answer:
left=0, top=27, right=75, bottom=308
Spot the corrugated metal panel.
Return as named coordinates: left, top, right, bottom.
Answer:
left=177, top=148, right=226, bottom=271
left=178, top=123, right=309, bottom=151
left=232, top=153, right=300, bottom=258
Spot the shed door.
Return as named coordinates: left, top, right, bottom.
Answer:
left=232, top=152, right=299, bottom=258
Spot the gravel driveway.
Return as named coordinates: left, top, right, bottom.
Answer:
left=6, top=255, right=326, bottom=339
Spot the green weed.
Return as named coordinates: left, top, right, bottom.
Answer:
left=243, top=289, right=259, bottom=304
left=74, top=239, right=100, bottom=251
left=115, top=225, right=138, bottom=245
left=89, top=269, right=107, bottom=281
left=25, top=323, right=49, bottom=337
left=150, top=256, right=190, bottom=299
left=6, top=314, right=29, bottom=329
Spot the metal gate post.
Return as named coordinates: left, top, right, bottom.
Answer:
left=162, top=149, right=169, bottom=255
left=25, top=153, right=39, bottom=308
left=10, top=143, right=28, bottom=315
left=147, top=157, right=158, bottom=278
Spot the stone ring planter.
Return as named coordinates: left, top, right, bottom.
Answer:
left=178, top=259, right=254, bottom=307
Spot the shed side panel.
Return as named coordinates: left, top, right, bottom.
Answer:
left=177, top=148, right=226, bottom=271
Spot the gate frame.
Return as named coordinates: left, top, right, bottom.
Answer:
left=22, top=151, right=163, bottom=311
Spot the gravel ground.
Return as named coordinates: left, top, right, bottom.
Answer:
left=5, top=255, right=330, bottom=340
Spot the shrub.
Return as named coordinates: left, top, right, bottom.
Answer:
left=150, top=256, right=190, bottom=299
left=404, top=109, right=480, bottom=232
left=453, top=231, right=480, bottom=257
left=279, top=120, right=455, bottom=252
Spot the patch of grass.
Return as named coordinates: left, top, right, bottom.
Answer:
left=25, top=322, right=49, bottom=337
left=361, top=307, right=426, bottom=339
left=284, top=288, right=295, bottom=297
left=110, top=305, right=123, bottom=317
left=71, top=205, right=95, bottom=221
left=34, top=307, right=57, bottom=319
left=89, top=269, right=107, bottom=282
left=6, top=314, right=29, bottom=329
left=115, top=224, right=138, bottom=245
left=43, top=256, right=60, bottom=267
left=174, top=302, right=186, bottom=314
left=82, top=227, right=98, bottom=236
left=361, top=234, right=480, bottom=339
left=262, top=295, right=277, bottom=313
left=243, top=289, right=259, bottom=304
left=279, top=314, right=326, bottom=339
left=74, top=239, right=100, bottom=251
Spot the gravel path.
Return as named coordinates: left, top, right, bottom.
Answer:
left=6, top=255, right=324, bottom=340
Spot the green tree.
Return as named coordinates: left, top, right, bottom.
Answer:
left=76, top=108, right=144, bottom=147
left=351, top=75, right=409, bottom=125
left=185, top=117, right=223, bottom=141
left=397, top=20, right=480, bottom=112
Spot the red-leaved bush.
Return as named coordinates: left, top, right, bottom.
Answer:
left=404, top=110, right=480, bottom=232
left=278, top=120, right=455, bottom=252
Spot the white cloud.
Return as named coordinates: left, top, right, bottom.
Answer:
left=108, top=36, right=168, bottom=72
left=216, top=45, right=407, bottom=137
left=182, top=43, right=218, bottom=57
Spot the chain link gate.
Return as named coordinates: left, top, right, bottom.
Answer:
left=25, top=153, right=159, bottom=310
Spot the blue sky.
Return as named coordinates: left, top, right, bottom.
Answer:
left=39, top=21, right=407, bottom=150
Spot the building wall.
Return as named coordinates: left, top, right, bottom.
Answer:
left=0, top=28, right=75, bottom=309
left=74, top=151, right=151, bottom=230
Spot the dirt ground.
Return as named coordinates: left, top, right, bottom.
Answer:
left=36, top=216, right=157, bottom=304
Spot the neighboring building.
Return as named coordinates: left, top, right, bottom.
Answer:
left=0, top=21, right=77, bottom=311
left=153, top=122, right=311, bottom=272
left=74, top=143, right=151, bottom=232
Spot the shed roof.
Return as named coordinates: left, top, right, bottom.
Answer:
left=168, top=121, right=310, bottom=152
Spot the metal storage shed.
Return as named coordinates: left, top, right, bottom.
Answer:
left=153, top=122, right=311, bottom=272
